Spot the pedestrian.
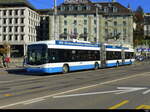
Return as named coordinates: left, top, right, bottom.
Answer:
left=2, top=54, right=6, bottom=68
left=4, top=56, right=10, bottom=68
left=23, top=55, right=27, bottom=67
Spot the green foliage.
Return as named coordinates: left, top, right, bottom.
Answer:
left=0, top=42, right=11, bottom=55
left=133, top=5, right=145, bottom=47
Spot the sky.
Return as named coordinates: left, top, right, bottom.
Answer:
left=28, top=0, right=150, bottom=12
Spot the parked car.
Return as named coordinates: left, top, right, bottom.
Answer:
left=136, top=56, right=144, bottom=61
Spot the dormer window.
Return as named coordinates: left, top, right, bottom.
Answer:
left=82, top=6, right=87, bottom=11
left=104, top=7, right=108, bottom=13
left=87, top=6, right=91, bottom=10
left=74, top=6, right=78, bottom=11
left=69, top=5, right=73, bottom=11
left=113, top=7, right=118, bottom=13
left=61, top=6, right=65, bottom=11
left=78, top=5, right=82, bottom=11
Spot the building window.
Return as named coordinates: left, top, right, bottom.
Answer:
left=9, top=26, right=12, bottom=32
left=105, top=29, right=108, bottom=35
left=15, top=18, right=18, bottom=24
left=3, top=27, right=6, bottom=32
left=114, top=21, right=117, bottom=26
left=64, top=20, right=67, bottom=25
left=21, top=26, right=24, bottom=32
left=15, top=10, right=18, bottom=15
left=3, top=19, right=6, bottom=24
left=114, top=29, right=117, bottom=36
left=84, top=20, right=87, bottom=25
left=3, top=10, right=7, bottom=16
left=84, top=14, right=87, bottom=17
left=15, top=26, right=18, bottom=32
left=9, top=18, right=12, bottom=24
left=9, top=35, right=12, bottom=41
left=74, top=14, right=77, bottom=18
left=94, top=27, right=97, bottom=33
left=15, top=35, right=18, bottom=40
left=94, top=20, right=97, bottom=25
left=21, top=18, right=24, bottom=24
left=64, top=28, right=67, bottom=34
left=21, top=35, right=24, bottom=40
left=21, top=9, right=24, bottom=15
left=3, top=35, right=6, bottom=40
left=74, top=6, right=78, bottom=11
left=74, top=20, right=77, bottom=25
left=123, top=29, right=126, bottom=36
left=9, top=10, right=12, bottom=16
left=74, top=28, right=77, bottom=34
left=123, top=16, right=126, bottom=19
left=123, top=21, right=126, bottom=26
left=64, top=15, right=67, bottom=18
left=84, top=27, right=87, bottom=34
left=105, top=21, right=108, bottom=26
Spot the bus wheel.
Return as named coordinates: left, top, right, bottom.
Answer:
left=94, top=62, right=99, bottom=70
left=62, top=65, right=69, bottom=74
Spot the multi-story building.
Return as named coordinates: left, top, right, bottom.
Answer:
left=0, top=0, right=134, bottom=58
left=49, top=0, right=133, bottom=47
left=0, top=0, right=40, bottom=57
left=36, top=9, right=50, bottom=41
left=144, top=13, right=150, bottom=39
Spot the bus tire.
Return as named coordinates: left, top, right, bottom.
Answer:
left=94, top=62, right=99, bottom=70
left=62, top=64, right=69, bottom=74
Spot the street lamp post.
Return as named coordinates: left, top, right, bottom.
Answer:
left=53, top=0, right=58, bottom=40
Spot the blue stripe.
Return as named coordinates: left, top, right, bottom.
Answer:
left=26, top=64, right=96, bottom=73
left=70, top=64, right=94, bottom=71
left=106, top=63, right=117, bottom=67
left=55, top=40, right=100, bottom=48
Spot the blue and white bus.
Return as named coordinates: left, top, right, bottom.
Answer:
left=25, top=40, right=135, bottom=73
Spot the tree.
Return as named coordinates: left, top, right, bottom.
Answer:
left=133, top=6, right=144, bottom=47
left=0, top=42, right=11, bottom=56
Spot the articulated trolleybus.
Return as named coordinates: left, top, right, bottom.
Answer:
left=26, top=40, right=135, bottom=74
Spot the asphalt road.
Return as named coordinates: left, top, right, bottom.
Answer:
left=0, top=61, right=149, bottom=109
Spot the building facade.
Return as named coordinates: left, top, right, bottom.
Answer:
left=144, top=13, right=150, bottom=39
left=49, top=0, right=133, bottom=47
left=0, top=0, right=40, bottom=57
left=0, top=0, right=134, bottom=58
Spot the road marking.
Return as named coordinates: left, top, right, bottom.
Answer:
left=23, top=98, right=45, bottom=105
left=109, top=100, right=129, bottom=109
left=136, top=105, right=150, bottom=109
left=4, top=94, right=13, bottom=97
left=115, top=87, right=147, bottom=94
left=53, top=87, right=147, bottom=98
left=0, top=69, right=98, bottom=84
left=0, top=72, right=149, bottom=108
left=143, top=89, right=150, bottom=95
left=53, top=90, right=124, bottom=98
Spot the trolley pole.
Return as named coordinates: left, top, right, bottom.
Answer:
left=96, top=5, right=106, bottom=68
left=54, top=0, right=58, bottom=40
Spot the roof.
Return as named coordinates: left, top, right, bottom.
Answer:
left=93, top=2, right=132, bottom=15
left=47, top=1, right=132, bottom=16
left=0, top=0, right=35, bottom=9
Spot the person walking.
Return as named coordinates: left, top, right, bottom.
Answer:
left=4, top=56, right=10, bottom=68
left=2, top=55, right=6, bottom=68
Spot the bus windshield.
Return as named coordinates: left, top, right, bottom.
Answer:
left=27, top=44, right=47, bottom=65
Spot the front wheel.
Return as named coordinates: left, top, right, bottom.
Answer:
left=62, top=65, right=69, bottom=74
